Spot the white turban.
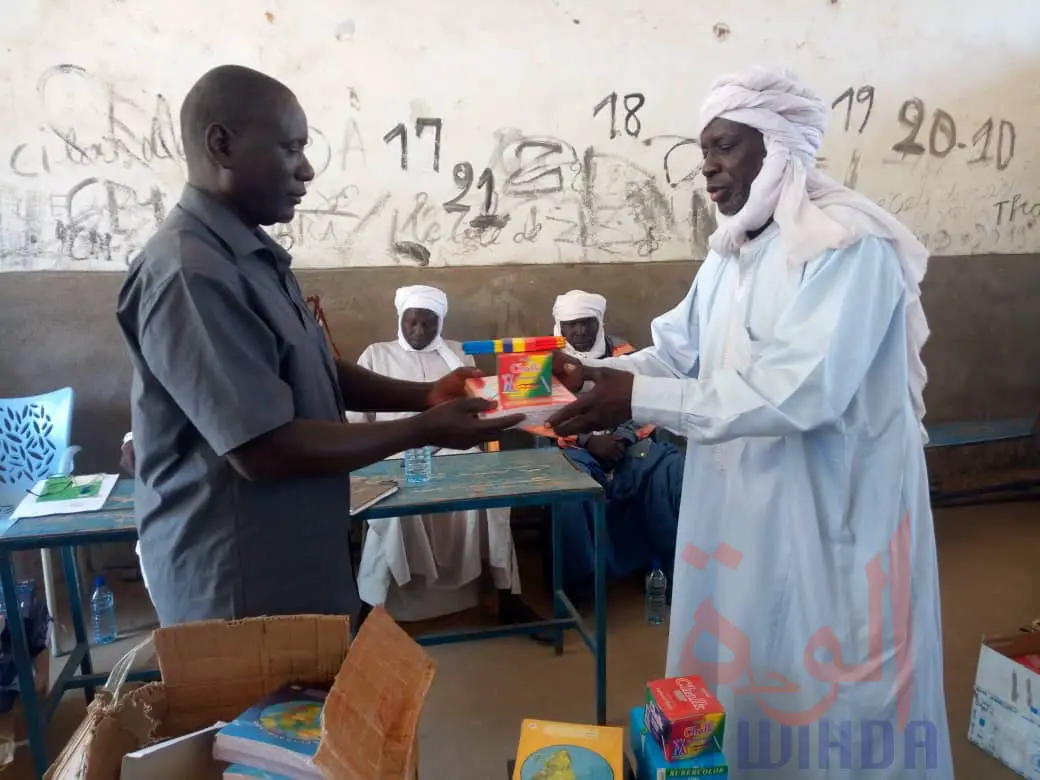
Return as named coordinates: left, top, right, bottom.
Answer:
left=394, top=285, right=463, bottom=370
left=699, top=66, right=930, bottom=437
left=552, top=290, right=608, bottom=360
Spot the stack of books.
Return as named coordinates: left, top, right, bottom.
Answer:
left=212, top=683, right=329, bottom=779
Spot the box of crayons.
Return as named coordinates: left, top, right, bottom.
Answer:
left=645, top=676, right=726, bottom=761
left=497, top=352, right=554, bottom=405
left=630, top=707, right=729, bottom=778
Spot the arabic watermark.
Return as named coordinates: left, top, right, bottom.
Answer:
left=676, top=510, right=933, bottom=771
left=735, top=718, right=940, bottom=771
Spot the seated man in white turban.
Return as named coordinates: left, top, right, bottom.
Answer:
left=545, top=290, right=682, bottom=608
left=548, top=68, right=951, bottom=778
left=348, top=285, right=548, bottom=640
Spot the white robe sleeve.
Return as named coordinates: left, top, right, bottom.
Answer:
left=344, top=344, right=378, bottom=424
left=628, top=236, right=905, bottom=443
left=584, top=276, right=703, bottom=380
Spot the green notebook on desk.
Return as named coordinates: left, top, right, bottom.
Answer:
left=35, top=475, right=103, bottom=502
left=10, top=473, right=118, bottom=521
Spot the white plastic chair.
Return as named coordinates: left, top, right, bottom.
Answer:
left=0, top=387, right=82, bottom=657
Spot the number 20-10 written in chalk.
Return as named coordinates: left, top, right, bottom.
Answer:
left=378, top=88, right=1017, bottom=190
left=892, top=98, right=1015, bottom=170
left=830, top=86, right=1016, bottom=171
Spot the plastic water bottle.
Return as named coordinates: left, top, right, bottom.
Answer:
left=403, top=447, right=433, bottom=485
left=90, top=576, right=117, bottom=645
left=645, top=560, right=668, bottom=625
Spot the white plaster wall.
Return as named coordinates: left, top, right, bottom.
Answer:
left=0, top=0, right=1037, bottom=272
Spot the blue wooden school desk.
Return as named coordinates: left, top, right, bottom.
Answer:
left=0, top=448, right=607, bottom=778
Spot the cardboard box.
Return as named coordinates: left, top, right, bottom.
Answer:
left=45, top=607, right=435, bottom=780
left=645, top=677, right=726, bottom=761
left=497, top=353, right=554, bottom=403
left=464, top=374, right=575, bottom=434
left=629, top=707, right=729, bottom=778
left=968, top=631, right=1040, bottom=779
left=1017, top=654, right=1040, bottom=675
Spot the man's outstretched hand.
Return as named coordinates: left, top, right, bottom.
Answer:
left=427, top=367, right=483, bottom=407
left=546, top=366, right=634, bottom=437
left=586, top=434, right=626, bottom=470
left=417, top=397, right=525, bottom=450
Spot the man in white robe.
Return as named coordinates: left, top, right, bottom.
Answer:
left=349, top=285, right=548, bottom=638
left=548, top=68, right=952, bottom=778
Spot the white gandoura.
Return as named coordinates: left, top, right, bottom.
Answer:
left=580, top=68, right=951, bottom=779
left=348, top=285, right=521, bottom=621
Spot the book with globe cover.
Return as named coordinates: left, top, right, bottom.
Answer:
left=212, top=683, right=328, bottom=779
left=513, top=718, right=624, bottom=780
left=223, top=765, right=292, bottom=779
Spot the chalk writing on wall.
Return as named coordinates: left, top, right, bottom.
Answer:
left=0, top=0, right=1036, bottom=271
left=1, top=65, right=717, bottom=270
left=593, top=92, right=647, bottom=139
left=890, top=97, right=1017, bottom=170
left=830, top=86, right=876, bottom=134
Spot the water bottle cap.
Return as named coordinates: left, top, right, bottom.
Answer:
left=651, top=558, right=662, bottom=570
left=94, top=575, right=105, bottom=587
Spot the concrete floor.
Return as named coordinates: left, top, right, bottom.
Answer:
left=5, top=499, right=1039, bottom=779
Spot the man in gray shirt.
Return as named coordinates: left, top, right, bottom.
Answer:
left=116, top=65, right=521, bottom=627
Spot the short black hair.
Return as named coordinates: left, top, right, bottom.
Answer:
left=179, top=65, right=294, bottom=166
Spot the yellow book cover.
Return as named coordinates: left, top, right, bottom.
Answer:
left=513, top=719, right=624, bottom=780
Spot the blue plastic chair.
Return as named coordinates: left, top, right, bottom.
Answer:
left=0, top=387, right=81, bottom=657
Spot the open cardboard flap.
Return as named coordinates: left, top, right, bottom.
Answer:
left=47, top=608, right=436, bottom=780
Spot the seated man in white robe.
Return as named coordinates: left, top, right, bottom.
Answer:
left=348, top=285, right=547, bottom=639
left=543, top=290, right=683, bottom=608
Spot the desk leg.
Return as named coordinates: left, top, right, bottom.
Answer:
left=550, top=503, right=565, bottom=656
left=0, top=551, right=47, bottom=777
left=593, top=500, right=607, bottom=726
left=60, top=546, right=94, bottom=702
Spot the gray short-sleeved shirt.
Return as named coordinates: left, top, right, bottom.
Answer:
left=116, top=185, right=358, bottom=626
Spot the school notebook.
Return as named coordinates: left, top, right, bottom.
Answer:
left=513, top=718, right=624, bottom=780
left=212, top=684, right=327, bottom=779
left=121, top=722, right=226, bottom=780
left=350, top=476, right=399, bottom=516
left=10, top=473, right=118, bottom=520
